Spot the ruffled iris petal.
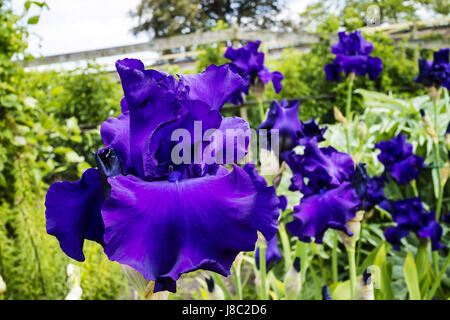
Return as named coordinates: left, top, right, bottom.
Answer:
left=258, top=99, right=302, bottom=153
left=102, top=165, right=279, bottom=292
left=286, top=182, right=360, bottom=243
left=45, top=168, right=104, bottom=261
left=116, top=58, right=182, bottom=179
left=375, top=134, right=424, bottom=184
left=381, top=198, right=444, bottom=251
left=178, top=64, right=245, bottom=111
left=326, top=30, right=382, bottom=82
left=210, top=116, right=250, bottom=164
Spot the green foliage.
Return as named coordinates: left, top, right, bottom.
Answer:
left=0, top=0, right=126, bottom=300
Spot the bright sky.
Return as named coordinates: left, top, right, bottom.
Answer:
left=12, top=0, right=310, bottom=57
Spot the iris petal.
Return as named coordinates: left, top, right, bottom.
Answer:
left=286, top=182, right=360, bottom=243
left=116, top=58, right=182, bottom=179
left=178, top=64, right=245, bottom=111
left=102, top=165, right=279, bottom=292
left=45, top=168, right=104, bottom=261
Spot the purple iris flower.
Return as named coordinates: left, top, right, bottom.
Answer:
left=352, top=163, right=386, bottom=211
left=325, top=30, right=383, bottom=82
left=415, top=48, right=450, bottom=90
left=282, top=140, right=355, bottom=196
left=255, top=236, right=282, bottom=271
left=375, top=134, right=424, bottom=185
left=381, top=198, right=444, bottom=251
left=224, top=40, right=284, bottom=104
left=281, top=139, right=360, bottom=243
left=258, top=99, right=327, bottom=153
left=45, top=59, right=281, bottom=293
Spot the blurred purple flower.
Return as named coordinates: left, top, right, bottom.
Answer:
left=281, top=139, right=360, bottom=243
left=45, top=59, right=280, bottom=293
left=351, top=163, right=386, bottom=211
left=258, top=99, right=327, bottom=153
left=381, top=198, right=444, bottom=251
left=415, top=48, right=450, bottom=90
left=255, top=236, right=282, bottom=271
left=375, top=134, right=424, bottom=185
left=225, top=40, right=284, bottom=103
left=325, top=30, right=383, bottom=82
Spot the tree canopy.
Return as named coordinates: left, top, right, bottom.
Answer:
left=130, top=0, right=286, bottom=38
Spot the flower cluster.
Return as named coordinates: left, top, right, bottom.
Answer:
left=373, top=134, right=444, bottom=251
left=415, top=48, right=450, bottom=90
left=258, top=99, right=327, bottom=154
left=224, top=40, right=284, bottom=104
left=45, top=59, right=281, bottom=293
left=375, top=134, right=424, bottom=185
left=325, top=30, right=383, bottom=82
left=281, top=140, right=361, bottom=243
left=381, top=198, right=444, bottom=251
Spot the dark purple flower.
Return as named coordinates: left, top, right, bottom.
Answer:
left=415, top=48, right=450, bottom=90
left=351, top=163, right=386, bottom=210
left=45, top=59, right=280, bottom=293
left=255, top=235, right=282, bottom=271
left=325, top=30, right=383, bottom=82
left=224, top=40, right=284, bottom=103
left=375, top=134, right=424, bottom=185
left=286, top=182, right=360, bottom=243
left=258, top=99, right=327, bottom=153
left=281, top=138, right=360, bottom=243
left=381, top=198, right=444, bottom=251
left=282, top=140, right=354, bottom=196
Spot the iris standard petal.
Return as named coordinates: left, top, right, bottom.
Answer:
left=286, top=182, right=360, bottom=243
left=116, top=58, right=182, bottom=179
left=178, top=64, right=245, bottom=111
left=45, top=168, right=104, bottom=261
left=102, top=165, right=279, bottom=292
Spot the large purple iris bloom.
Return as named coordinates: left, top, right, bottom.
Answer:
left=45, top=59, right=280, bottom=293
left=258, top=99, right=327, bottom=153
left=325, top=30, right=383, bottom=82
left=375, top=134, right=424, bottom=185
left=224, top=40, right=284, bottom=104
left=281, top=140, right=360, bottom=243
left=381, top=198, right=444, bottom=251
left=415, top=48, right=450, bottom=90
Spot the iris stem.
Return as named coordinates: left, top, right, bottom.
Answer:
left=346, top=243, right=357, bottom=300
left=211, top=273, right=232, bottom=300
left=231, top=264, right=243, bottom=300
left=278, top=223, right=292, bottom=274
left=332, top=231, right=338, bottom=283
left=410, top=180, right=419, bottom=197
left=258, top=239, right=268, bottom=300
left=345, top=74, right=355, bottom=155
left=258, top=98, right=265, bottom=123
left=431, top=95, right=443, bottom=221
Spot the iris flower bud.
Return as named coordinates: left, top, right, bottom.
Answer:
left=322, top=285, right=332, bottom=300
left=339, top=210, right=365, bottom=247
left=333, top=106, right=348, bottom=128
left=356, top=269, right=374, bottom=300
